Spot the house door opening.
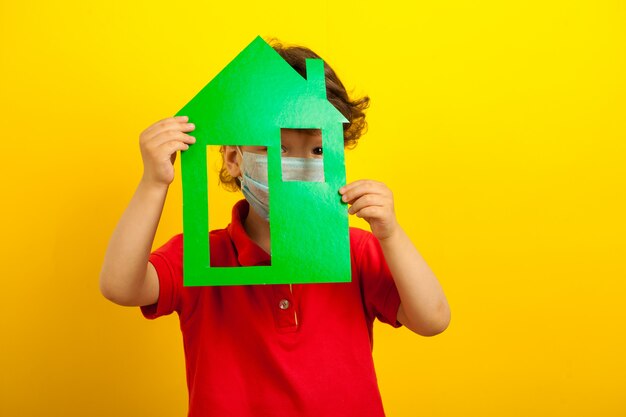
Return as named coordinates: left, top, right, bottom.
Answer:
left=207, top=145, right=272, bottom=267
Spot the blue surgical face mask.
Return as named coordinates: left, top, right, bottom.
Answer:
left=237, top=148, right=325, bottom=222
left=238, top=149, right=270, bottom=221
left=281, top=157, right=325, bottom=182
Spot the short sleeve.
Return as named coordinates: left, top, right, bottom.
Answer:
left=351, top=228, right=402, bottom=328
left=140, top=234, right=184, bottom=319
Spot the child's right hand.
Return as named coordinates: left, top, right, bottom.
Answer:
left=139, top=115, right=196, bottom=186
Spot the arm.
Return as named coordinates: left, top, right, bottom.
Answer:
left=99, top=116, right=196, bottom=307
left=339, top=180, right=451, bottom=336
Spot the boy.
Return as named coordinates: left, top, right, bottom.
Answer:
left=100, top=41, right=450, bottom=417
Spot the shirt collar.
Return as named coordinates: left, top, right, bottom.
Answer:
left=227, top=199, right=271, bottom=266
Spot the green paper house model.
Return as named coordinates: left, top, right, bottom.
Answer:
left=176, top=36, right=352, bottom=286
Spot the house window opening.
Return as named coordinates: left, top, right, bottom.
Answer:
left=280, top=128, right=324, bottom=183
left=207, top=145, right=271, bottom=266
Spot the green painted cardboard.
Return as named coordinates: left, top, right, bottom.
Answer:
left=176, top=36, right=351, bottom=286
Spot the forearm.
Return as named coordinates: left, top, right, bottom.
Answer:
left=378, top=227, right=450, bottom=336
left=99, top=179, right=167, bottom=304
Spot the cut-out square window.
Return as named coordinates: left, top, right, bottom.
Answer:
left=280, top=128, right=324, bottom=182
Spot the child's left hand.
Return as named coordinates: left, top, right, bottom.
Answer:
left=339, top=180, right=400, bottom=241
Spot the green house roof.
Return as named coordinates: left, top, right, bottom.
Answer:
left=178, top=36, right=348, bottom=148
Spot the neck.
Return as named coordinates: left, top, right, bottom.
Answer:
left=243, top=206, right=271, bottom=254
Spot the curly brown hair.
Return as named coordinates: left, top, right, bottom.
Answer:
left=218, top=38, right=370, bottom=191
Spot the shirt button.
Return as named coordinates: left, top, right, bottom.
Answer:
left=279, top=299, right=290, bottom=310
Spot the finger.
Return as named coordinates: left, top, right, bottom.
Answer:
left=156, top=141, right=191, bottom=160
left=150, top=121, right=196, bottom=141
left=143, top=115, right=189, bottom=136
left=339, top=179, right=371, bottom=194
left=144, top=118, right=194, bottom=142
left=149, top=130, right=196, bottom=148
left=340, top=180, right=383, bottom=196
left=341, top=181, right=386, bottom=204
left=347, top=194, right=385, bottom=215
left=353, top=206, right=384, bottom=220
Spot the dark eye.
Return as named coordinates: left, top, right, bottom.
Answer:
left=313, top=147, right=323, bottom=156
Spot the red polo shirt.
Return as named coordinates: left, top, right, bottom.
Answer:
left=141, top=200, right=402, bottom=417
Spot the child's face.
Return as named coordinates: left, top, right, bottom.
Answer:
left=242, top=128, right=323, bottom=158
left=224, top=129, right=323, bottom=178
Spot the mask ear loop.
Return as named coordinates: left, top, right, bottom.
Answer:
left=236, top=146, right=245, bottom=183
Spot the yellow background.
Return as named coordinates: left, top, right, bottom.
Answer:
left=1, top=1, right=625, bottom=416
